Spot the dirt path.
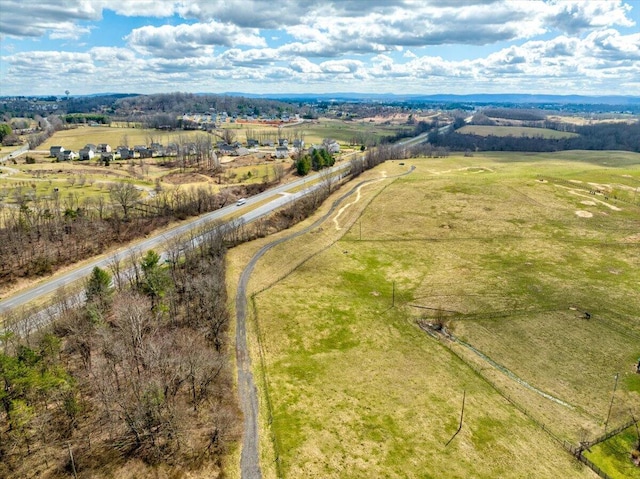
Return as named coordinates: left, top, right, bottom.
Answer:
left=234, top=165, right=415, bottom=478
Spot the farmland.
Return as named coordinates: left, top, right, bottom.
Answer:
left=228, top=150, right=640, bottom=478
left=457, top=124, right=579, bottom=139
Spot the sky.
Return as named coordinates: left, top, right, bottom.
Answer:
left=0, top=0, right=639, bottom=97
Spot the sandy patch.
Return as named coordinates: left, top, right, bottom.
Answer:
left=580, top=200, right=597, bottom=206
left=567, top=190, right=622, bottom=211
left=162, top=172, right=212, bottom=185
left=333, top=172, right=387, bottom=230
left=575, top=210, right=593, bottom=218
left=622, top=233, right=640, bottom=243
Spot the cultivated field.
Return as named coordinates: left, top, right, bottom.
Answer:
left=228, top=150, right=640, bottom=478
left=457, top=125, right=579, bottom=139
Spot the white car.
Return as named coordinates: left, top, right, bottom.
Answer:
left=236, top=198, right=246, bottom=206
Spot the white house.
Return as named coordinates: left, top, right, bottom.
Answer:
left=275, top=146, right=289, bottom=159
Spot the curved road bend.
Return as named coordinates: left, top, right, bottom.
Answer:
left=235, top=165, right=415, bottom=478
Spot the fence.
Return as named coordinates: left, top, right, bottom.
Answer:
left=420, top=324, right=634, bottom=479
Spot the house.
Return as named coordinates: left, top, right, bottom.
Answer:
left=275, top=146, right=289, bottom=159
left=247, top=139, right=259, bottom=148
left=278, top=138, right=288, bottom=147
left=261, top=139, right=274, bottom=147
left=218, top=144, right=236, bottom=155
left=138, top=148, right=153, bottom=159
left=117, top=146, right=134, bottom=159
left=58, top=150, right=78, bottom=161
left=100, top=152, right=114, bottom=163
left=78, top=147, right=95, bottom=161
left=150, top=143, right=166, bottom=156
left=292, top=139, right=305, bottom=150
left=97, top=143, right=111, bottom=153
left=323, top=139, right=340, bottom=154
left=50, top=146, right=65, bottom=157
left=166, top=143, right=179, bottom=156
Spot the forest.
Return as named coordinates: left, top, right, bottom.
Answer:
left=430, top=122, right=640, bottom=152
left=1, top=225, right=239, bottom=477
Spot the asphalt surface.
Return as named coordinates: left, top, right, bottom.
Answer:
left=0, top=129, right=429, bottom=477
left=0, top=163, right=351, bottom=315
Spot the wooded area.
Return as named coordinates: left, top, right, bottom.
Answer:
left=1, top=226, right=239, bottom=477
left=430, top=122, right=640, bottom=152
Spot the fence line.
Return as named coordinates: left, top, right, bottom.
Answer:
left=585, top=418, right=638, bottom=449
left=420, top=325, right=632, bottom=479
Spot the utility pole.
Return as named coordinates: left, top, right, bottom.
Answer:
left=604, top=373, right=619, bottom=432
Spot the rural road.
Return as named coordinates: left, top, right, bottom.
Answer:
left=234, top=165, right=415, bottom=478
left=0, top=163, right=351, bottom=314
left=0, top=128, right=430, bottom=477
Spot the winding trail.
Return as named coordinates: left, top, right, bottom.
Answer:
left=235, top=165, right=415, bottom=478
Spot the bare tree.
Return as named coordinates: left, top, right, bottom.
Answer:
left=109, top=182, right=141, bottom=219
left=319, top=168, right=337, bottom=195
left=272, top=163, right=285, bottom=183
left=222, top=128, right=236, bottom=144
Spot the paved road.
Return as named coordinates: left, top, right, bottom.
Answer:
left=234, top=165, right=415, bottom=478
left=0, top=128, right=429, bottom=477
left=0, top=163, right=351, bottom=314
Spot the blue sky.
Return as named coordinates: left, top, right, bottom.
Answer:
left=0, top=0, right=638, bottom=96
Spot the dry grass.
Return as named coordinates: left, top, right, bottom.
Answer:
left=225, top=152, right=640, bottom=477
left=38, top=126, right=213, bottom=152
left=458, top=125, right=579, bottom=138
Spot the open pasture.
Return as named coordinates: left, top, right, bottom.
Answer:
left=288, top=118, right=412, bottom=146
left=458, top=124, right=579, bottom=139
left=37, top=125, right=217, bottom=152
left=239, top=150, right=640, bottom=478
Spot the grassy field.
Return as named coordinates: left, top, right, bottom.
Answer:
left=458, top=125, right=579, bottom=139
left=584, top=425, right=640, bottom=479
left=37, top=125, right=213, bottom=152
left=278, top=118, right=411, bottom=146
left=228, top=150, right=640, bottom=478
left=224, top=118, right=412, bottom=146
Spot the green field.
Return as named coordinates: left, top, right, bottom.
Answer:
left=287, top=118, right=412, bottom=146
left=458, top=125, right=579, bottom=139
left=232, top=150, right=640, bottom=478
left=38, top=126, right=212, bottom=152
left=584, top=426, right=640, bottom=479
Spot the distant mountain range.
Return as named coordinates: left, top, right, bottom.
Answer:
left=220, top=92, right=640, bottom=105
left=4, top=92, right=639, bottom=107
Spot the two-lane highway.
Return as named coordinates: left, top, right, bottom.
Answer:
left=0, top=162, right=350, bottom=315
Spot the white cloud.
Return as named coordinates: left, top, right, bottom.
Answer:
left=1, top=1, right=638, bottom=95
left=126, top=21, right=265, bottom=59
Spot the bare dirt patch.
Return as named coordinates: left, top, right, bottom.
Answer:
left=575, top=210, right=593, bottom=218
left=580, top=200, right=597, bottom=206
left=162, top=172, right=213, bottom=185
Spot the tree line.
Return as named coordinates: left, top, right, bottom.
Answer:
left=429, top=122, right=640, bottom=152
left=0, top=172, right=279, bottom=289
